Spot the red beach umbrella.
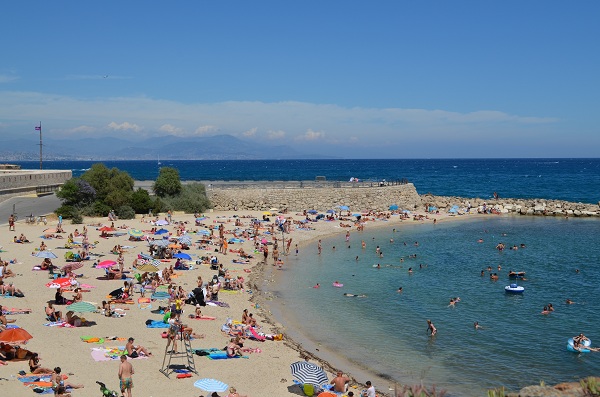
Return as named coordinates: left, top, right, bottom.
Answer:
left=0, top=328, right=33, bottom=344
left=96, top=260, right=117, bottom=268
left=46, top=277, right=77, bottom=289
left=99, top=226, right=115, bottom=232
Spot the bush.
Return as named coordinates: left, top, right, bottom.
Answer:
left=81, top=201, right=112, bottom=217
left=70, top=210, right=83, bottom=224
left=153, top=167, right=182, bottom=197
left=117, top=205, right=136, bottom=220
left=162, top=183, right=211, bottom=213
left=55, top=205, right=77, bottom=219
left=130, top=188, right=153, bottom=214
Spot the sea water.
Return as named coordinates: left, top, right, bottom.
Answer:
left=14, top=158, right=600, bottom=203
left=268, top=216, right=600, bottom=395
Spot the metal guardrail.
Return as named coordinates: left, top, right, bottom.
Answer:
left=204, top=179, right=409, bottom=190
left=36, top=184, right=62, bottom=195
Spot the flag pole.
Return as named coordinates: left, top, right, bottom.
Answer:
left=36, top=122, right=42, bottom=170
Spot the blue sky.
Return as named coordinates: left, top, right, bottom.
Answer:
left=1, top=1, right=599, bottom=158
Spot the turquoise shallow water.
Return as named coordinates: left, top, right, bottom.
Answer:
left=270, top=216, right=600, bottom=395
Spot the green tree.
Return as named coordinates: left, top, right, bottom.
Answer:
left=130, top=188, right=154, bottom=214
left=153, top=167, right=182, bottom=197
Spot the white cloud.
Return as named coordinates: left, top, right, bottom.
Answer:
left=194, top=125, right=218, bottom=135
left=0, top=90, right=568, bottom=157
left=242, top=127, right=257, bottom=137
left=66, top=125, right=96, bottom=134
left=266, top=129, right=285, bottom=139
left=295, top=129, right=324, bottom=141
left=159, top=124, right=183, bottom=135
left=108, top=121, right=142, bottom=132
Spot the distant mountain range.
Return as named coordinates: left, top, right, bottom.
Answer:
left=0, top=134, right=333, bottom=160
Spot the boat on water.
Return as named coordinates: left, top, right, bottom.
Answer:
left=505, top=283, right=524, bottom=294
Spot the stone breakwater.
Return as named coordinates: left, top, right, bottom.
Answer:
left=207, top=183, right=422, bottom=212
left=206, top=182, right=600, bottom=217
left=422, top=194, right=600, bottom=217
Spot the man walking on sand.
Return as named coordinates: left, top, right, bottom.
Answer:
left=118, top=355, right=134, bottom=397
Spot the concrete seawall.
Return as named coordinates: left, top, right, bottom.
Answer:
left=0, top=169, right=72, bottom=203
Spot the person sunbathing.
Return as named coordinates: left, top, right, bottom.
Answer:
left=65, top=311, right=82, bottom=327
left=125, top=337, right=152, bottom=357
left=0, top=304, right=17, bottom=331
left=45, top=302, right=62, bottom=322
left=29, top=353, right=52, bottom=374
left=226, top=338, right=242, bottom=357
left=2, top=281, right=23, bottom=297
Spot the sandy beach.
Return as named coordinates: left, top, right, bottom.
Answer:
left=0, top=207, right=463, bottom=397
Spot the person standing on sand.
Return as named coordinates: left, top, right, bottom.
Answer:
left=8, top=214, right=15, bottom=231
left=118, top=354, right=134, bottom=397
left=318, top=240, right=322, bottom=255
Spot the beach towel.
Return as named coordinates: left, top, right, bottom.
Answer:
left=208, top=351, right=248, bottom=360
left=247, top=327, right=266, bottom=341
left=43, top=321, right=74, bottom=327
left=206, top=301, right=230, bottom=308
left=1, top=308, right=32, bottom=315
left=138, top=297, right=152, bottom=310
left=145, top=319, right=169, bottom=328
left=81, top=336, right=105, bottom=344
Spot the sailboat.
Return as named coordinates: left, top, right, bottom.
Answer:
left=157, top=154, right=161, bottom=167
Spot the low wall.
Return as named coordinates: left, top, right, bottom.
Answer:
left=0, top=169, right=72, bottom=203
left=207, top=183, right=421, bottom=212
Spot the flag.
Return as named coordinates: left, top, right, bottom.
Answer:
left=35, top=126, right=41, bottom=130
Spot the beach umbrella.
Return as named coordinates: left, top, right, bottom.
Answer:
left=150, top=239, right=169, bottom=247
left=402, top=209, right=411, bottom=214
left=352, top=213, right=361, bottom=217
left=262, top=211, right=272, bottom=216
left=317, top=393, right=337, bottom=397
left=195, top=216, right=207, bottom=222
left=168, top=243, right=182, bottom=249
left=197, top=229, right=211, bottom=236
left=128, top=229, right=144, bottom=238
left=66, top=301, right=96, bottom=313
left=136, top=263, right=159, bottom=272
left=46, top=277, right=77, bottom=289
left=35, top=251, right=58, bottom=259
left=326, top=209, right=335, bottom=214
left=194, top=378, right=229, bottom=393
left=0, top=328, right=33, bottom=344
left=155, top=220, right=169, bottom=226
left=290, top=361, right=328, bottom=386
left=62, top=262, right=84, bottom=272
left=307, top=209, right=318, bottom=214
left=269, top=207, right=279, bottom=212
left=338, top=205, right=349, bottom=210
left=389, top=204, right=399, bottom=211
left=96, top=260, right=117, bottom=269
left=99, top=226, right=115, bottom=232
left=178, top=235, right=192, bottom=245
left=154, top=228, right=169, bottom=235
left=173, top=253, right=192, bottom=260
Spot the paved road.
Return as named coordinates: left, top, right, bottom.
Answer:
left=0, top=194, right=62, bottom=226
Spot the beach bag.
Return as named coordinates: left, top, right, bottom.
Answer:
left=303, top=383, right=315, bottom=396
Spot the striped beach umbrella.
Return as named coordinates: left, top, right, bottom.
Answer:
left=128, top=229, right=144, bottom=238
left=66, top=301, right=96, bottom=313
left=136, top=263, right=159, bottom=272
left=194, top=378, right=229, bottom=393
left=178, top=235, right=192, bottom=245
left=290, top=361, right=328, bottom=386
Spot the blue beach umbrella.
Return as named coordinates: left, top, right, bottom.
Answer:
left=150, top=239, right=169, bottom=247
left=35, top=251, right=58, bottom=259
left=194, top=378, right=229, bottom=393
left=290, top=361, right=328, bottom=386
left=307, top=209, right=318, bottom=214
left=326, top=209, right=335, bottom=214
left=173, top=253, right=192, bottom=260
left=389, top=204, right=399, bottom=211
left=352, top=213, right=361, bottom=217
left=154, top=228, right=169, bottom=235
left=338, top=205, right=349, bottom=210
left=197, top=229, right=211, bottom=236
